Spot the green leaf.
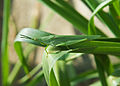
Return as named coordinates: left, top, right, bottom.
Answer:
left=14, top=42, right=30, bottom=73
left=83, top=0, right=120, bottom=36
left=42, top=46, right=82, bottom=86
left=88, top=0, right=114, bottom=35
left=109, top=0, right=120, bottom=29
left=26, top=70, right=44, bottom=86
left=54, top=61, right=70, bottom=86
left=7, top=44, right=36, bottom=85
left=94, top=54, right=108, bottom=86
left=71, top=70, right=98, bottom=86
left=19, top=64, right=42, bottom=83
left=49, top=69, right=59, bottom=86
left=1, top=0, right=10, bottom=85
left=39, top=0, right=105, bottom=36
left=65, top=53, right=83, bottom=62
left=42, top=46, right=70, bottom=86
left=84, top=2, right=117, bottom=85
left=7, top=61, right=21, bottom=85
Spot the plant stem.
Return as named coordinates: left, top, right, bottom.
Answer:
left=1, top=0, right=10, bottom=85
left=94, top=54, right=108, bottom=86
left=0, top=0, right=3, bottom=85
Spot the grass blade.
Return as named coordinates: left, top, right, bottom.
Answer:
left=39, top=0, right=105, bottom=36
left=109, top=0, right=120, bottom=29
left=7, top=44, right=36, bottom=85
left=88, top=0, right=113, bottom=35
left=82, top=0, right=120, bottom=36
left=54, top=61, right=70, bottom=86
left=94, top=54, right=108, bottom=86
left=7, top=61, right=21, bottom=85
left=14, top=42, right=30, bottom=73
left=26, top=70, right=44, bottom=86
left=87, top=1, right=115, bottom=85
left=19, top=64, right=42, bottom=83
left=71, top=70, right=98, bottom=86
left=1, top=0, right=10, bottom=85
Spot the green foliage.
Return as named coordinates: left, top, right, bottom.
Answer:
left=14, top=28, right=120, bottom=86
left=1, top=0, right=120, bottom=86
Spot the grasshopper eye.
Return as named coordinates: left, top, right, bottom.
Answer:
left=20, top=34, right=35, bottom=40
left=20, top=34, right=26, bottom=38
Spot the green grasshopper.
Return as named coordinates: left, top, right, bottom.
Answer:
left=20, top=34, right=101, bottom=52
